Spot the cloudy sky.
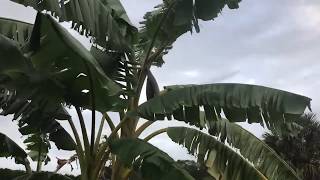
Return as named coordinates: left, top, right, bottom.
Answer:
left=0, top=0, right=320, bottom=175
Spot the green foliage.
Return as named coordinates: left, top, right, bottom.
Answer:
left=0, top=17, right=33, bottom=46
left=110, top=138, right=195, bottom=180
left=167, top=127, right=267, bottom=180
left=0, top=88, right=75, bottom=166
left=137, top=83, right=311, bottom=129
left=0, top=88, right=76, bottom=153
left=29, top=13, right=122, bottom=111
left=10, top=0, right=137, bottom=51
left=208, top=120, right=300, bottom=179
left=0, top=35, right=30, bottom=80
left=0, top=13, right=124, bottom=112
left=24, top=133, right=50, bottom=165
left=90, top=45, right=138, bottom=96
left=0, top=133, right=28, bottom=166
left=49, top=127, right=76, bottom=151
left=264, top=114, right=320, bottom=180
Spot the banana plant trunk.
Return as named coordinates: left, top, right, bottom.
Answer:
left=111, top=133, right=136, bottom=179
left=112, top=163, right=131, bottom=180
left=111, top=115, right=137, bottom=180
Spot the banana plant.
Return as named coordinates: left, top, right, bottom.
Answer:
left=0, top=0, right=312, bottom=180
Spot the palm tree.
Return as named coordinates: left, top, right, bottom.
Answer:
left=264, top=114, right=320, bottom=180
left=0, top=0, right=312, bottom=180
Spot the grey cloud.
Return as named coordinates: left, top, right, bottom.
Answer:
left=0, top=1, right=35, bottom=22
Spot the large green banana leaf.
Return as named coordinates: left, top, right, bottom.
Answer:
left=137, top=0, right=241, bottom=66
left=28, top=13, right=123, bottom=111
left=0, top=132, right=28, bottom=166
left=167, top=127, right=269, bottom=180
left=0, top=13, right=124, bottom=111
left=10, top=0, right=137, bottom=51
left=137, top=83, right=311, bottom=129
left=0, top=16, right=135, bottom=98
left=110, top=138, right=195, bottom=180
left=0, top=36, right=56, bottom=158
left=208, top=120, right=300, bottom=179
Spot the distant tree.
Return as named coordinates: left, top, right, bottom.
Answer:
left=264, top=113, right=320, bottom=180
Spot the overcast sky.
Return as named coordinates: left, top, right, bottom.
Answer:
left=0, top=0, right=319, bottom=175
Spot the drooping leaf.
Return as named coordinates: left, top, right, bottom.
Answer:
left=137, top=0, right=241, bottom=66
left=137, top=83, right=311, bottom=129
left=10, top=0, right=137, bottom=51
left=0, top=88, right=75, bottom=152
left=110, top=138, right=195, bottom=180
left=49, top=126, right=76, bottom=151
left=0, top=25, right=71, bottom=135
left=167, top=127, right=267, bottom=180
left=208, top=120, right=301, bottom=179
left=0, top=17, right=33, bottom=46
left=0, top=13, right=101, bottom=158
left=0, top=132, right=28, bottom=166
